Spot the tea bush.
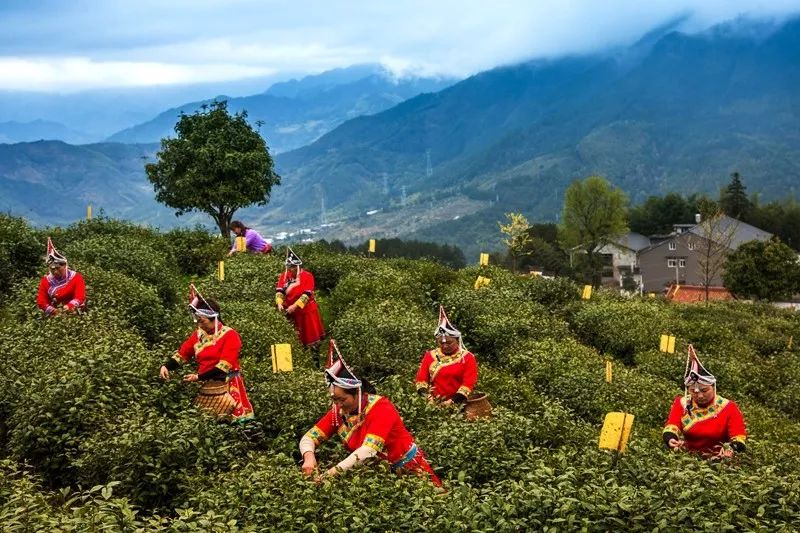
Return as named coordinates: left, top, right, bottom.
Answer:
left=4, top=219, right=800, bottom=530
left=63, top=234, right=179, bottom=306
left=0, top=214, right=41, bottom=299
left=163, top=225, right=230, bottom=276
left=331, top=299, right=433, bottom=380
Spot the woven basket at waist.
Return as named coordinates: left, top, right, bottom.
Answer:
left=464, top=391, right=492, bottom=420
left=195, top=381, right=237, bottom=417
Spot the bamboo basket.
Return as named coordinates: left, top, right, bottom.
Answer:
left=194, top=380, right=238, bottom=418
left=464, top=391, right=492, bottom=420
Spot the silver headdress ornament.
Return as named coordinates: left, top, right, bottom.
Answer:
left=435, top=305, right=465, bottom=350
left=284, top=247, right=303, bottom=278
left=325, top=339, right=363, bottom=426
left=683, top=344, right=716, bottom=387
left=45, top=237, right=67, bottom=266
left=188, top=284, right=220, bottom=341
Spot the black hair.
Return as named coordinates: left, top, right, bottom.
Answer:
left=230, top=221, right=249, bottom=232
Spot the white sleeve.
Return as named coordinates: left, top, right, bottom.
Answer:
left=299, top=435, right=316, bottom=456
left=334, top=445, right=378, bottom=471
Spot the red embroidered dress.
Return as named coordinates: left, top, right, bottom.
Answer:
left=171, top=325, right=254, bottom=420
left=275, top=269, right=325, bottom=345
left=304, top=394, right=441, bottom=485
left=663, top=395, right=746, bottom=453
left=37, top=270, right=86, bottom=315
left=415, top=348, right=478, bottom=400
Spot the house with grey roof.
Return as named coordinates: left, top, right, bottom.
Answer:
left=638, top=215, right=772, bottom=293
left=596, top=232, right=651, bottom=289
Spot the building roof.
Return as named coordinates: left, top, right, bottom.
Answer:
left=596, top=232, right=651, bottom=253
left=688, top=214, right=772, bottom=250
left=666, top=284, right=733, bottom=303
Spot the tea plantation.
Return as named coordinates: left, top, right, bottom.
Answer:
left=1, top=215, right=799, bottom=531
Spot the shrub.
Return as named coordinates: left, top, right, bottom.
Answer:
left=63, top=234, right=179, bottom=306
left=0, top=214, right=41, bottom=299
left=163, top=226, right=230, bottom=276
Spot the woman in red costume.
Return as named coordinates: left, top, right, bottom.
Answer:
left=663, top=345, right=746, bottom=458
left=36, top=237, right=86, bottom=316
left=159, top=286, right=254, bottom=422
left=275, top=247, right=325, bottom=348
left=300, top=340, right=441, bottom=486
left=415, top=306, right=478, bottom=405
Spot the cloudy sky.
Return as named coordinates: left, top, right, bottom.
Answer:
left=1, top=0, right=799, bottom=92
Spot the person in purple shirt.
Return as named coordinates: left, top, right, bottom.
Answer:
left=228, top=221, right=273, bottom=256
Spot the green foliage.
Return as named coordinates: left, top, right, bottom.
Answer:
left=145, top=100, right=280, bottom=236
left=164, top=226, right=230, bottom=276
left=559, top=175, right=629, bottom=286
left=351, top=237, right=466, bottom=269
left=63, top=234, right=180, bottom=306
left=723, top=238, right=800, bottom=301
left=4, top=218, right=800, bottom=530
left=0, top=214, right=40, bottom=299
left=332, top=299, right=432, bottom=380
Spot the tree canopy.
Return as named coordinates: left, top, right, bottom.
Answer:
left=559, top=176, right=628, bottom=285
left=720, top=172, right=752, bottom=220
left=145, top=101, right=280, bottom=236
left=723, top=237, right=800, bottom=301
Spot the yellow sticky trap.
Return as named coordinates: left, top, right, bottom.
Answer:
left=647, top=293, right=655, bottom=298
left=599, top=412, right=634, bottom=453
left=235, top=236, right=246, bottom=252
left=605, top=360, right=613, bottom=383
left=217, top=261, right=225, bottom=281
left=87, top=205, right=93, bottom=220
left=474, top=276, right=491, bottom=289
left=789, top=336, right=794, bottom=350
left=581, top=285, right=592, bottom=300
left=368, top=239, right=376, bottom=253
left=659, top=334, right=676, bottom=353
left=271, top=343, right=293, bottom=373
left=479, top=253, right=489, bottom=266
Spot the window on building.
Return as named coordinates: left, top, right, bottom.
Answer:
left=667, top=258, right=677, bottom=268
left=679, top=258, right=686, bottom=268
left=688, top=242, right=695, bottom=250
left=668, top=242, right=676, bottom=250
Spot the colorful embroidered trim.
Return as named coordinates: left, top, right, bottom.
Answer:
left=305, top=425, right=328, bottom=446
left=363, top=433, right=386, bottom=452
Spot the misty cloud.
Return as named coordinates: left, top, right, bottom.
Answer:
left=0, top=0, right=798, bottom=91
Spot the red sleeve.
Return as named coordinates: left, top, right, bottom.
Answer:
left=304, top=408, right=336, bottom=446
left=65, top=273, right=86, bottom=310
left=361, top=399, right=399, bottom=451
left=415, top=352, right=434, bottom=388
left=726, top=401, right=747, bottom=440
left=214, top=328, right=242, bottom=372
left=664, top=396, right=685, bottom=434
left=176, top=331, right=198, bottom=363
left=37, top=277, right=53, bottom=313
left=462, top=352, right=478, bottom=392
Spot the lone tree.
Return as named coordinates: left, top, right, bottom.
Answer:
left=499, top=212, right=532, bottom=273
left=145, top=101, right=280, bottom=237
left=723, top=237, right=800, bottom=301
left=559, top=175, right=628, bottom=286
left=688, top=209, right=737, bottom=303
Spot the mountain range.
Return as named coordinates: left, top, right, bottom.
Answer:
left=234, top=16, right=800, bottom=259
left=1, top=16, right=799, bottom=260
left=107, top=65, right=457, bottom=153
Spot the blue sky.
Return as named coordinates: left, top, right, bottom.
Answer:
left=1, top=0, right=798, bottom=92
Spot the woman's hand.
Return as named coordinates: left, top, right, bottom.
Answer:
left=301, top=452, right=318, bottom=476
left=227, top=250, right=235, bottom=257
left=285, top=304, right=297, bottom=315
left=276, top=303, right=285, bottom=313
left=668, top=438, right=685, bottom=450
left=159, top=365, right=170, bottom=380
left=183, top=373, right=199, bottom=382
left=717, top=445, right=735, bottom=459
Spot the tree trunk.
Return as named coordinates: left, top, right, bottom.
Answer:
left=214, top=208, right=233, bottom=238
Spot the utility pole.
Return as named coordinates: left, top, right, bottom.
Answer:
left=426, top=149, right=432, bottom=178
